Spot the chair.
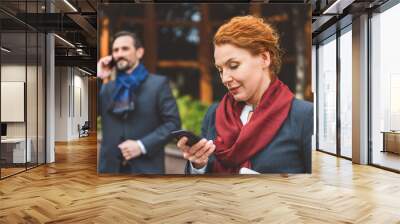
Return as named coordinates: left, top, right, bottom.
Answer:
left=78, top=121, right=90, bottom=138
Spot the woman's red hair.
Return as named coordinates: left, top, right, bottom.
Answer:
left=214, top=15, right=282, bottom=76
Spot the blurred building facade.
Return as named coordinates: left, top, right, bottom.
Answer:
left=98, top=3, right=312, bottom=104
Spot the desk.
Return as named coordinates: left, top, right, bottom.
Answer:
left=381, top=131, right=400, bottom=154
left=1, top=138, right=31, bottom=163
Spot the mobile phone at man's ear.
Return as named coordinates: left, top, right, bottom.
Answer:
left=171, top=130, right=202, bottom=147
left=108, top=58, right=116, bottom=68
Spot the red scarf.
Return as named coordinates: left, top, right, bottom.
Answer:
left=213, top=79, right=294, bottom=173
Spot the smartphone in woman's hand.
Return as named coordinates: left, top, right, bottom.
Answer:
left=171, top=130, right=202, bottom=146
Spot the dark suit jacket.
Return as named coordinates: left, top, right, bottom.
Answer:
left=186, top=98, right=313, bottom=174
left=99, top=74, right=181, bottom=174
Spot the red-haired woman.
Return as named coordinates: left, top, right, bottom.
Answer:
left=177, top=15, right=313, bottom=174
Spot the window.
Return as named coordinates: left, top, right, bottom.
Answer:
left=370, top=3, right=400, bottom=171
left=317, top=35, right=337, bottom=154
left=157, top=26, right=199, bottom=60
left=0, top=2, right=46, bottom=179
left=339, top=27, right=352, bottom=158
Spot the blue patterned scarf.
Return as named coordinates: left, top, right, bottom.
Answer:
left=110, top=63, right=148, bottom=119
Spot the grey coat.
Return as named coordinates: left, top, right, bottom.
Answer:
left=186, top=98, right=313, bottom=174
left=99, top=74, right=181, bottom=174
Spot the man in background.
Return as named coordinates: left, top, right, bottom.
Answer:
left=97, top=31, right=181, bottom=174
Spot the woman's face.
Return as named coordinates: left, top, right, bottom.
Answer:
left=214, top=44, right=271, bottom=104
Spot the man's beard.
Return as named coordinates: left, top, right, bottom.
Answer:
left=115, top=59, right=133, bottom=72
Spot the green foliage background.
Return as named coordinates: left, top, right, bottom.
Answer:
left=173, top=89, right=210, bottom=136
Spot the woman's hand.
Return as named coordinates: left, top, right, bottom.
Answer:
left=177, top=137, right=215, bottom=169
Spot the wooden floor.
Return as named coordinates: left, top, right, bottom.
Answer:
left=1, top=135, right=400, bottom=223
left=1, top=167, right=26, bottom=178
left=372, top=150, right=400, bottom=171
left=1, top=164, right=46, bottom=178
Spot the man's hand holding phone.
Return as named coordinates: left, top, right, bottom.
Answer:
left=176, top=135, right=215, bottom=169
left=97, top=55, right=114, bottom=79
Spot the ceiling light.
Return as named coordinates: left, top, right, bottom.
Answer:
left=63, top=0, right=78, bottom=12
left=54, top=34, right=75, bottom=48
left=78, top=67, right=93, bottom=76
left=1, top=47, right=11, bottom=53
left=323, top=0, right=354, bottom=15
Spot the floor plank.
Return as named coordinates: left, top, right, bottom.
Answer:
left=1, top=135, right=400, bottom=223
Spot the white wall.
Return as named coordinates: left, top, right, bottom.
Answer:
left=54, top=67, right=69, bottom=141
left=1, top=65, right=41, bottom=138
left=54, top=67, right=89, bottom=141
left=1, top=65, right=26, bottom=141
left=1, top=64, right=45, bottom=164
left=71, top=72, right=89, bottom=138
